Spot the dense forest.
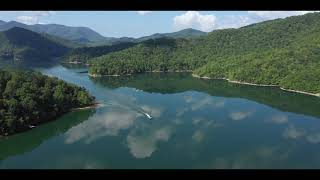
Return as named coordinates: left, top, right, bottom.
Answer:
left=88, top=12, right=320, bottom=95
left=0, top=27, right=69, bottom=62
left=0, top=70, right=95, bottom=136
left=63, top=42, right=136, bottom=64
left=135, top=28, right=207, bottom=42
left=62, top=28, right=207, bottom=64
left=89, top=38, right=205, bottom=75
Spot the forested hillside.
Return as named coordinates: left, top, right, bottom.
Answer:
left=0, top=21, right=107, bottom=45
left=0, top=27, right=69, bottom=62
left=63, top=29, right=207, bottom=64
left=0, top=70, right=95, bottom=136
left=89, top=12, right=320, bottom=95
left=63, top=42, right=136, bottom=64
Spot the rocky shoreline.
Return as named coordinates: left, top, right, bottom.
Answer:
left=88, top=71, right=320, bottom=97
left=88, top=73, right=132, bottom=77
left=192, top=74, right=320, bottom=97
left=88, top=70, right=192, bottom=77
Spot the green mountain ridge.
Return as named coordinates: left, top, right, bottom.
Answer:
left=0, top=27, right=70, bottom=63
left=0, top=21, right=206, bottom=47
left=63, top=28, right=206, bottom=63
left=0, top=27, right=69, bottom=61
left=136, top=28, right=207, bottom=42
left=0, top=21, right=106, bottom=45
left=62, top=42, right=136, bottom=64
left=89, top=12, right=320, bottom=95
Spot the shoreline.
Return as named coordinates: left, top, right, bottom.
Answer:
left=63, top=61, right=89, bottom=66
left=1, top=102, right=101, bottom=137
left=145, top=70, right=193, bottom=73
left=71, top=102, right=101, bottom=111
left=192, top=74, right=320, bottom=98
left=88, top=73, right=132, bottom=77
left=88, top=70, right=319, bottom=98
left=88, top=70, right=192, bottom=77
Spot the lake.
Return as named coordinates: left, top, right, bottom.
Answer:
left=1, top=65, right=320, bottom=169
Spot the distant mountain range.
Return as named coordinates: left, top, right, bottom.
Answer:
left=0, top=21, right=207, bottom=65
left=0, top=27, right=69, bottom=62
left=0, top=21, right=106, bottom=45
left=136, top=28, right=207, bottom=42
left=0, top=20, right=207, bottom=46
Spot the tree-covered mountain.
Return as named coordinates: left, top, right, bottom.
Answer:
left=105, top=28, right=206, bottom=44
left=63, top=29, right=206, bottom=64
left=0, top=20, right=5, bottom=26
left=0, top=69, right=95, bottom=136
left=0, top=21, right=106, bottom=45
left=0, top=27, right=70, bottom=62
left=89, top=12, right=320, bottom=95
left=62, top=42, right=136, bottom=64
left=0, top=20, right=208, bottom=47
left=40, top=33, right=84, bottom=48
left=89, top=38, right=203, bottom=75
left=136, top=28, right=207, bottom=42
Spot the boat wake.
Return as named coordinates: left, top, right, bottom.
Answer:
left=100, top=101, right=153, bottom=119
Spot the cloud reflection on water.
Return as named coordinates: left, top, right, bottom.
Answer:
left=267, top=114, right=289, bottom=124
left=64, top=108, right=142, bottom=144
left=126, top=126, right=174, bottom=158
left=306, top=133, right=320, bottom=144
left=192, top=130, right=205, bottom=143
left=282, top=124, right=305, bottom=139
left=229, top=111, right=253, bottom=121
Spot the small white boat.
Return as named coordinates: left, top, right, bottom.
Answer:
left=144, top=113, right=152, bottom=119
left=29, top=125, right=36, bottom=128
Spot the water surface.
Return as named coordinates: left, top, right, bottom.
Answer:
left=1, top=65, right=320, bottom=169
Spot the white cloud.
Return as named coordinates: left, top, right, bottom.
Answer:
left=185, top=11, right=318, bottom=32
left=15, top=11, right=56, bottom=25
left=16, top=16, right=39, bottom=25
left=214, top=15, right=254, bottom=30
left=137, top=11, right=152, bottom=15
left=19, top=11, right=55, bottom=16
left=173, top=11, right=216, bottom=32
left=229, top=111, right=253, bottom=121
left=248, top=11, right=317, bottom=20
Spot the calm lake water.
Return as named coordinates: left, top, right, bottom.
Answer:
left=1, top=65, right=320, bottom=169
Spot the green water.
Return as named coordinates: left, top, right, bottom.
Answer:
left=1, top=65, right=320, bottom=169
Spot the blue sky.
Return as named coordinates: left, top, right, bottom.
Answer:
left=0, top=11, right=316, bottom=38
